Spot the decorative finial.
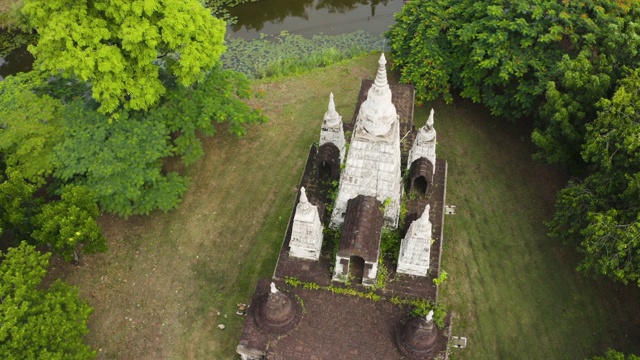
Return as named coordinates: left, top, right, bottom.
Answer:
left=374, top=53, right=389, bottom=88
left=328, top=93, right=336, bottom=113
left=419, top=204, right=431, bottom=224
left=427, top=108, right=434, bottom=129
left=426, top=310, right=434, bottom=322
left=270, top=282, right=278, bottom=294
left=298, top=187, right=313, bottom=213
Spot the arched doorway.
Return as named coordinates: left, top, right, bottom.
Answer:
left=412, top=176, right=428, bottom=196
left=318, top=160, right=333, bottom=182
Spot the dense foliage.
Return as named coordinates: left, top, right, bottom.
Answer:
left=0, top=74, right=63, bottom=184
left=0, top=169, right=107, bottom=261
left=549, top=70, right=640, bottom=286
left=52, top=64, right=264, bottom=217
left=1, top=1, right=265, bottom=219
left=32, top=185, right=107, bottom=262
left=0, top=242, right=95, bottom=359
left=387, top=0, right=640, bottom=166
left=23, top=0, right=227, bottom=114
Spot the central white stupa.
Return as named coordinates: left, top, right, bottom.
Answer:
left=330, top=54, right=403, bottom=228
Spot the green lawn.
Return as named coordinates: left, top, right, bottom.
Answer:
left=430, top=100, right=640, bottom=359
left=54, top=54, right=640, bottom=359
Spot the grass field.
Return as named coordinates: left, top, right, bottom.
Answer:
left=50, top=54, right=640, bottom=359
left=429, top=100, right=640, bottom=359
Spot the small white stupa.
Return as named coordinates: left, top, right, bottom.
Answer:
left=397, top=205, right=433, bottom=276
left=319, top=93, right=346, bottom=163
left=289, top=187, right=323, bottom=261
left=408, top=108, right=437, bottom=172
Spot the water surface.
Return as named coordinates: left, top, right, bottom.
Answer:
left=227, top=0, right=403, bottom=39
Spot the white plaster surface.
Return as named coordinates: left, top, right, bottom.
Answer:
left=289, top=187, right=324, bottom=261
left=319, top=92, right=346, bottom=162
left=397, top=205, right=433, bottom=276
left=330, top=53, right=403, bottom=228
left=408, top=108, right=437, bottom=173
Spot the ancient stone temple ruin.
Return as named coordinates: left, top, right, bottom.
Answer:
left=237, top=54, right=451, bottom=360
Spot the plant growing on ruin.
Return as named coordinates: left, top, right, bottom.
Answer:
left=433, top=270, right=448, bottom=286
left=284, top=276, right=302, bottom=288
left=380, top=228, right=401, bottom=263
left=374, top=257, right=388, bottom=289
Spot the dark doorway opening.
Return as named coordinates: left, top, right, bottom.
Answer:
left=349, top=256, right=365, bottom=284
left=318, top=160, right=333, bottom=182
left=413, top=176, right=428, bottom=196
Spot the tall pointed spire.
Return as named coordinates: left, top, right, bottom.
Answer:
left=289, top=186, right=323, bottom=261
left=298, top=187, right=312, bottom=213
left=408, top=108, right=437, bottom=173
left=374, top=53, right=389, bottom=89
left=396, top=204, right=432, bottom=276
left=299, top=186, right=309, bottom=204
left=417, top=204, right=431, bottom=227
left=328, top=92, right=336, bottom=112
left=426, top=108, right=434, bottom=129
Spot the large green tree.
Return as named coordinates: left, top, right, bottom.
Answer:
left=387, top=0, right=640, bottom=166
left=22, top=0, right=226, bottom=114
left=53, top=101, right=188, bottom=217
left=53, top=64, right=265, bottom=217
left=0, top=242, right=95, bottom=359
left=549, top=69, right=640, bottom=285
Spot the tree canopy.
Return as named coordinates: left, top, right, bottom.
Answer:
left=23, top=0, right=227, bottom=114
left=549, top=69, right=640, bottom=286
left=0, top=73, right=63, bottom=184
left=52, top=64, right=265, bottom=217
left=2, top=1, right=265, bottom=219
left=32, top=185, right=107, bottom=262
left=0, top=242, right=95, bottom=359
left=387, top=0, right=640, bottom=166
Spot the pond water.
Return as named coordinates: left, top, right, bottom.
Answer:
left=227, top=0, right=403, bottom=39
left=0, top=0, right=403, bottom=78
left=0, top=46, right=33, bottom=79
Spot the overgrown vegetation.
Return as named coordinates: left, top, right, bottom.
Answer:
left=284, top=275, right=448, bottom=326
left=222, top=30, right=385, bottom=79
left=0, top=242, right=95, bottom=359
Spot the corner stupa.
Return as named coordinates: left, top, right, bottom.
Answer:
left=319, top=93, right=346, bottom=163
left=397, top=205, right=432, bottom=276
left=289, top=187, right=323, bottom=261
